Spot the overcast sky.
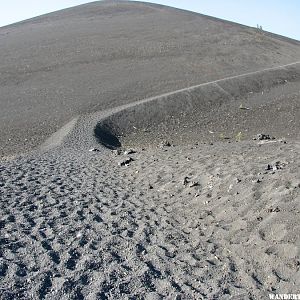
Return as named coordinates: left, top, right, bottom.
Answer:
left=0, top=0, right=299, bottom=40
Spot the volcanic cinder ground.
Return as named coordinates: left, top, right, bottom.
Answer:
left=1, top=1, right=300, bottom=299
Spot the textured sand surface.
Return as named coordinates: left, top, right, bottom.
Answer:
left=1, top=1, right=300, bottom=299
left=1, top=141, right=300, bottom=299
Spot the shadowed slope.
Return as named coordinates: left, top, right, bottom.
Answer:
left=93, top=62, right=300, bottom=149
left=0, top=0, right=300, bottom=156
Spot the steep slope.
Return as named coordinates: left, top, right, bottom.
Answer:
left=0, top=0, right=299, bottom=156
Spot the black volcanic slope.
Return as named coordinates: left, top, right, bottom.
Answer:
left=0, top=0, right=300, bottom=156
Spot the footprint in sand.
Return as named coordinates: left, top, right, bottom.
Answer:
left=259, top=223, right=287, bottom=242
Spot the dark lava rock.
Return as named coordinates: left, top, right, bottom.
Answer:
left=89, top=148, right=100, bottom=152
left=159, top=140, right=172, bottom=148
left=118, top=157, right=134, bottom=166
left=254, top=134, right=275, bottom=141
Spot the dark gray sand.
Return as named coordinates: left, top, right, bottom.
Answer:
left=1, top=68, right=300, bottom=299
left=1, top=0, right=300, bottom=157
left=1, top=1, right=300, bottom=299
left=1, top=140, right=300, bottom=299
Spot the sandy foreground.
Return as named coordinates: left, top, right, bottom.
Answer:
left=1, top=138, right=300, bottom=299
left=1, top=0, right=300, bottom=157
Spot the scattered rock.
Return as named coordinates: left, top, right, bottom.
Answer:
left=124, top=149, right=136, bottom=155
left=159, top=140, right=172, bottom=148
left=182, top=177, right=199, bottom=188
left=239, top=104, right=250, bottom=110
left=189, top=181, right=199, bottom=188
left=89, top=148, right=100, bottom=152
left=266, top=164, right=273, bottom=171
left=265, top=161, right=285, bottom=171
left=118, top=157, right=134, bottom=166
left=274, top=161, right=285, bottom=170
left=267, top=207, right=281, bottom=213
left=183, top=176, right=189, bottom=186
left=112, top=149, right=121, bottom=155
left=253, top=134, right=275, bottom=141
left=235, top=178, right=242, bottom=184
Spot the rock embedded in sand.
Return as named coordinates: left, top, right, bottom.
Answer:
left=274, top=161, right=286, bottom=170
left=253, top=179, right=262, bottom=183
left=159, top=140, right=172, bottom=148
left=266, top=161, right=286, bottom=171
left=118, top=157, right=134, bottom=166
left=239, top=104, right=251, bottom=110
left=254, top=134, right=275, bottom=141
left=112, top=149, right=121, bottom=155
left=124, top=149, right=136, bottom=155
left=183, top=176, right=190, bottom=186
left=189, top=181, right=200, bottom=188
left=235, top=178, right=242, bottom=183
left=182, top=176, right=200, bottom=187
left=266, top=164, right=273, bottom=171
left=267, top=206, right=281, bottom=213
left=89, top=148, right=100, bottom=152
